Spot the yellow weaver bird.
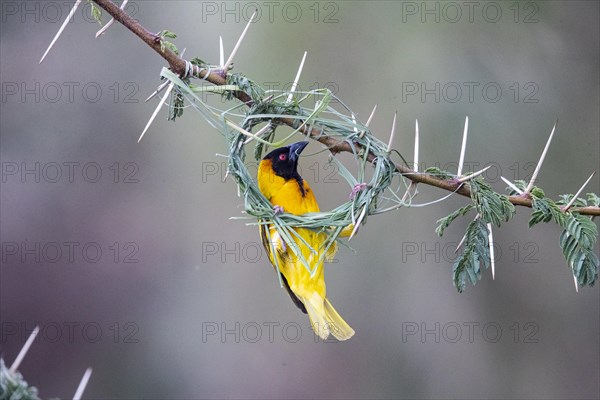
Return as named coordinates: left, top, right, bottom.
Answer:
left=258, top=141, right=355, bottom=341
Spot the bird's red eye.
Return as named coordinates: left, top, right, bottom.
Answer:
left=279, top=154, right=287, bottom=161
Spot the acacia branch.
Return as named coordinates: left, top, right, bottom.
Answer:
left=93, top=0, right=600, bottom=217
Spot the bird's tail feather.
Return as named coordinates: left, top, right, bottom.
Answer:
left=304, top=295, right=329, bottom=340
left=324, top=298, right=355, bottom=341
left=303, top=294, right=354, bottom=341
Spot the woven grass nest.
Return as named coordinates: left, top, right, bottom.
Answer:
left=162, top=68, right=408, bottom=270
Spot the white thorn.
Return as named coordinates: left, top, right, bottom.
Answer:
left=219, top=36, right=225, bottom=67
left=349, top=206, right=367, bottom=240
left=387, top=112, right=397, bottom=152
left=144, top=48, right=186, bottom=103
left=573, top=274, right=579, bottom=292
left=501, top=176, right=524, bottom=195
left=95, top=0, right=129, bottom=38
left=252, top=123, right=273, bottom=136
left=457, top=116, right=469, bottom=176
left=40, top=0, right=83, bottom=63
left=455, top=232, right=468, bottom=254
left=243, top=123, right=273, bottom=145
left=487, top=223, right=495, bottom=280
left=286, top=51, right=307, bottom=104
left=223, top=10, right=257, bottom=71
left=139, top=81, right=174, bottom=142
left=360, top=105, right=377, bottom=138
left=455, top=214, right=480, bottom=253
left=365, top=104, right=377, bottom=127
left=457, top=165, right=492, bottom=183
left=413, top=119, right=419, bottom=171
left=564, top=172, right=596, bottom=211
left=525, top=121, right=557, bottom=194
left=73, top=368, right=93, bottom=400
left=145, top=80, right=170, bottom=103
left=9, top=326, right=39, bottom=373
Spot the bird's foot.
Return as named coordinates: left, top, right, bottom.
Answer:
left=349, top=183, right=368, bottom=200
left=273, top=205, right=285, bottom=215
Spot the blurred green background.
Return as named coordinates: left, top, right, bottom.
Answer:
left=1, top=1, right=598, bottom=399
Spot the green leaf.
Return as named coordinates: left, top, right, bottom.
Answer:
left=505, top=179, right=529, bottom=196
left=161, top=41, right=179, bottom=55
left=469, top=178, right=515, bottom=227
left=559, top=213, right=599, bottom=287
left=158, top=30, right=177, bottom=39
left=435, top=204, right=475, bottom=237
left=587, top=193, right=600, bottom=207
left=226, top=73, right=266, bottom=102
left=530, top=186, right=545, bottom=198
left=168, top=89, right=185, bottom=121
left=87, top=0, right=102, bottom=24
left=442, top=177, right=513, bottom=292
left=190, top=57, right=207, bottom=67
left=0, top=358, right=41, bottom=400
left=557, top=193, right=589, bottom=208
left=529, top=196, right=565, bottom=227
left=452, top=218, right=490, bottom=292
left=157, top=30, right=179, bottom=54
left=424, top=166, right=454, bottom=180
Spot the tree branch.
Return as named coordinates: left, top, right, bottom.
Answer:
left=92, top=0, right=600, bottom=217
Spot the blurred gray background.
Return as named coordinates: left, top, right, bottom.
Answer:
left=1, top=1, right=598, bottom=399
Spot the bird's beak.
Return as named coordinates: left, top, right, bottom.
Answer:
left=288, top=141, right=308, bottom=163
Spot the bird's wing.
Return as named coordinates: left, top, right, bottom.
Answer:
left=260, top=223, right=290, bottom=266
left=259, top=223, right=307, bottom=314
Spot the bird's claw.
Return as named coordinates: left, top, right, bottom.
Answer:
left=273, top=205, right=285, bottom=215
left=349, top=183, right=368, bottom=200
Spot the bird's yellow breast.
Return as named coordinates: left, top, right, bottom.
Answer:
left=258, top=158, right=327, bottom=298
left=258, top=159, right=320, bottom=215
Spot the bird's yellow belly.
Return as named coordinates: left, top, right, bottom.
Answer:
left=277, top=227, right=326, bottom=299
left=269, top=225, right=325, bottom=298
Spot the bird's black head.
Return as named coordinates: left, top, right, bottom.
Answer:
left=262, top=141, right=308, bottom=180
